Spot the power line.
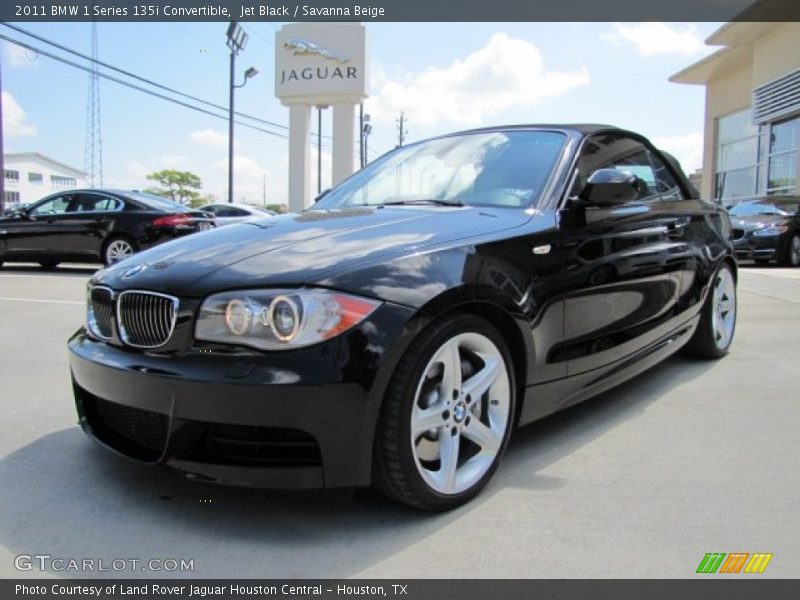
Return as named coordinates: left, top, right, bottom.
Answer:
left=1, top=22, right=294, bottom=134
left=0, top=33, right=291, bottom=140
left=2, top=27, right=379, bottom=165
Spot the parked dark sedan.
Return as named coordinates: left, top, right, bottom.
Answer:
left=0, top=189, right=214, bottom=268
left=68, top=125, right=737, bottom=510
left=729, top=196, right=800, bottom=266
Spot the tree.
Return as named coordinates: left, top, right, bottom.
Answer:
left=145, top=169, right=203, bottom=206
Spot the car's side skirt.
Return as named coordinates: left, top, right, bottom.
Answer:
left=518, top=312, right=701, bottom=426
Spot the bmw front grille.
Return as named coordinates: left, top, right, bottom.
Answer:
left=115, top=290, right=179, bottom=349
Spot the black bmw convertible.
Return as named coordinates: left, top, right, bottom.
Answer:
left=68, top=125, right=737, bottom=510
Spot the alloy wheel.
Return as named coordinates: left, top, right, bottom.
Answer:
left=711, top=267, right=736, bottom=350
left=410, top=332, right=511, bottom=495
left=106, top=239, right=134, bottom=264
left=790, top=235, right=800, bottom=267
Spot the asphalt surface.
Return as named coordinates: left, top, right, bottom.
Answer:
left=0, top=263, right=798, bottom=578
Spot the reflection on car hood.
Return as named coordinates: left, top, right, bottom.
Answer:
left=732, top=215, right=790, bottom=230
left=93, top=206, right=530, bottom=296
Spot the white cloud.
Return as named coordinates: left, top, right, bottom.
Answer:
left=367, top=32, right=589, bottom=128
left=602, top=23, right=707, bottom=57
left=652, top=132, right=704, bottom=172
left=3, top=42, right=39, bottom=68
left=1, top=92, right=37, bottom=137
left=212, top=154, right=265, bottom=179
left=188, top=128, right=228, bottom=148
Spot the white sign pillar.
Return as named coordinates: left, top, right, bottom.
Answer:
left=331, top=103, right=355, bottom=186
left=275, top=23, right=369, bottom=212
left=287, top=104, right=312, bottom=211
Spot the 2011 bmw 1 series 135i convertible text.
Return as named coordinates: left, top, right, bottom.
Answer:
left=68, top=125, right=737, bottom=510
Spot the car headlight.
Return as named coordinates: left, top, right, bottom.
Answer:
left=753, top=224, right=789, bottom=236
left=194, top=288, right=382, bottom=351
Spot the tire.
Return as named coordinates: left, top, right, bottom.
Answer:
left=779, top=233, right=800, bottom=267
left=373, top=313, right=516, bottom=511
left=683, top=262, right=737, bottom=359
left=103, top=236, right=137, bottom=266
left=38, top=261, right=59, bottom=269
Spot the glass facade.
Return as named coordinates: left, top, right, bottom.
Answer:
left=766, top=117, right=798, bottom=196
left=716, top=110, right=800, bottom=202
left=715, top=109, right=760, bottom=201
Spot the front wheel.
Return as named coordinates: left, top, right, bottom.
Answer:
left=373, top=314, right=515, bottom=510
left=780, top=233, right=800, bottom=267
left=683, top=262, right=737, bottom=359
left=103, top=236, right=136, bottom=266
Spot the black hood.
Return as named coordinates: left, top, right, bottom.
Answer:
left=93, top=206, right=530, bottom=297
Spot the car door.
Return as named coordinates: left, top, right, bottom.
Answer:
left=61, top=192, right=124, bottom=255
left=556, top=132, right=690, bottom=376
left=1, top=194, right=74, bottom=256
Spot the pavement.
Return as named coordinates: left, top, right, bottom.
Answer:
left=0, top=263, right=798, bottom=579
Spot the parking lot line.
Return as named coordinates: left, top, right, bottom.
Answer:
left=0, top=296, right=84, bottom=306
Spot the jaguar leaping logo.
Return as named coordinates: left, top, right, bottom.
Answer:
left=283, top=39, right=350, bottom=64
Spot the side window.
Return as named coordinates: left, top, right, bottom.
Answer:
left=650, top=152, right=685, bottom=201
left=203, top=205, right=220, bottom=215
left=572, top=134, right=679, bottom=203
left=29, top=195, right=72, bottom=216
left=228, top=207, right=250, bottom=217
left=72, top=194, right=123, bottom=212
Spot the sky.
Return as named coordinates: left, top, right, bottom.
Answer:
left=1, top=21, right=720, bottom=205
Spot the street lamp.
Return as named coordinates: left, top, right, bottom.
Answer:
left=362, top=114, right=372, bottom=167
left=226, top=22, right=255, bottom=204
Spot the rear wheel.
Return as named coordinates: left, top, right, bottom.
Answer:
left=683, top=262, right=737, bottom=359
left=779, top=233, right=800, bottom=267
left=373, top=314, right=515, bottom=510
left=103, top=236, right=136, bottom=266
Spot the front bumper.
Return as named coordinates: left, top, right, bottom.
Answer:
left=68, top=302, right=416, bottom=489
left=733, top=234, right=779, bottom=261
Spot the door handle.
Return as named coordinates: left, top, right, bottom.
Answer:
left=667, top=218, right=691, bottom=238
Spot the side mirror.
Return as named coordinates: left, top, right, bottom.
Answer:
left=579, top=169, right=640, bottom=207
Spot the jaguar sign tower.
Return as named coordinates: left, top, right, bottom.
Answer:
left=275, top=23, right=369, bottom=212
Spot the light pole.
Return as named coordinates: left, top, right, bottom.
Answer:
left=362, top=114, right=372, bottom=167
left=226, top=22, right=255, bottom=204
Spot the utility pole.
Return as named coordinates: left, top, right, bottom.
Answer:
left=397, top=111, right=407, bottom=147
left=226, top=22, right=256, bottom=204
left=84, top=21, right=103, bottom=187
left=359, top=104, right=364, bottom=169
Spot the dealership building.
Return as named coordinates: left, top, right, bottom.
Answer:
left=671, top=21, right=800, bottom=204
left=3, top=152, right=87, bottom=208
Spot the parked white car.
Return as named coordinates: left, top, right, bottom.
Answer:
left=199, top=203, right=277, bottom=226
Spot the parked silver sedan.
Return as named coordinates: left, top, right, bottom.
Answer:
left=199, top=203, right=276, bottom=226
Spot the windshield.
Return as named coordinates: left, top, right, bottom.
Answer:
left=316, top=130, right=567, bottom=210
left=730, top=199, right=799, bottom=217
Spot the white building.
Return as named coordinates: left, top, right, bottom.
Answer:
left=3, top=152, right=87, bottom=208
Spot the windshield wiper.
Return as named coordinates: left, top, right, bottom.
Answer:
left=380, top=199, right=465, bottom=207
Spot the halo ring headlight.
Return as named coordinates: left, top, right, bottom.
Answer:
left=268, top=295, right=300, bottom=341
left=225, top=298, right=253, bottom=336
